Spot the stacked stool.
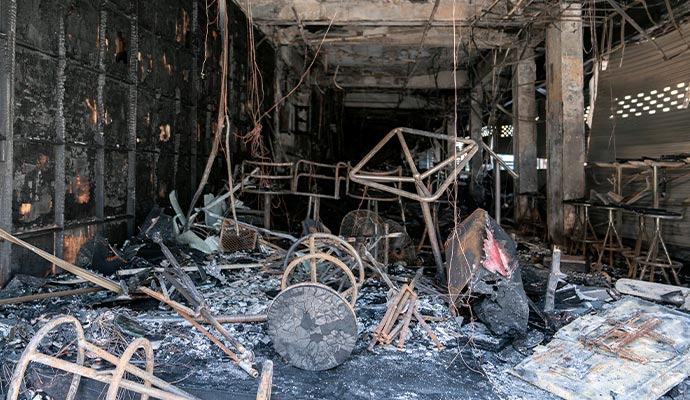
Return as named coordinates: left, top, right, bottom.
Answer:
left=592, top=204, right=632, bottom=272
left=565, top=199, right=599, bottom=256
left=629, top=207, right=683, bottom=285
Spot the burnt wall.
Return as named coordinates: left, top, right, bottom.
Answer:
left=0, top=0, right=277, bottom=285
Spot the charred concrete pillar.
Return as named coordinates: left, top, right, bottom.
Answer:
left=0, top=0, right=17, bottom=286
left=512, top=47, right=538, bottom=224
left=546, top=1, right=585, bottom=244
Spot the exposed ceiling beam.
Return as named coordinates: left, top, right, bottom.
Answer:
left=245, top=0, right=499, bottom=25
left=344, top=92, right=443, bottom=110
left=311, top=27, right=513, bottom=48
left=327, top=70, right=468, bottom=90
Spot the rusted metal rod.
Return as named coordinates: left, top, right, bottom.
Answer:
left=150, top=233, right=258, bottom=378
left=0, top=287, right=105, bottom=306
left=605, top=0, right=668, bottom=60
left=0, top=228, right=122, bottom=293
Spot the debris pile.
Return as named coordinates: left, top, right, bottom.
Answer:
left=446, top=208, right=530, bottom=337
left=3, top=127, right=690, bottom=399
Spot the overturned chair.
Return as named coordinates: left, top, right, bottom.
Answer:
left=7, top=315, right=199, bottom=400
left=349, top=127, right=478, bottom=280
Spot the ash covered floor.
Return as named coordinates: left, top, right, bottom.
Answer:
left=2, top=238, right=690, bottom=400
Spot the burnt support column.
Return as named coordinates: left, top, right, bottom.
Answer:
left=190, top=1, right=198, bottom=193
left=546, top=1, right=585, bottom=244
left=273, top=47, right=282, bottom=155
left=55, top=15, right=67, bottom=259
left=512, top=47, right=537, bottom=223
left=470, top=84, right=484, bottom=199
left=0, top=0, right=16, bottom=286
left=126, top=14, right=138, bottom=237
left=95, top=4, right=107, bottom=224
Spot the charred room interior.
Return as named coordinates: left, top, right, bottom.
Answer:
left=2, top=0, right=690, bottom=399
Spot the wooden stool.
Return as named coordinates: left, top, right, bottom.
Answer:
left=592, top=205, right=631, bottom=272
left=634, top=208, right=683, bottom=285
left=565, top=199, right=598, bottom=256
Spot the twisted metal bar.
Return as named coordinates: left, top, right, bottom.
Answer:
left=106, top=338, right=154, bottom=400
left=7, top=315, right=199, bottom=400
left=8, top=315, right=85, bottom=400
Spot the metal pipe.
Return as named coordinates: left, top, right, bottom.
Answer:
left=495, top=163, right=501, bottom=224
left=0, top=287, right=105, bottom=305
left=256, top=361, right=273, bottom=400
left=605, top=0, right=668, bottom=60
left=31, top=354, right=193, bottom=400
left=652, top=163, right=659, bottom=208
left=421, top=201, right=444, bottom=271
left=481, top=141, right=519, bottom=179
left=263, top=194, right=272, bottom=230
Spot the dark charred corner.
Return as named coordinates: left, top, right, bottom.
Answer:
left=2, top=0, right=690, bottom=399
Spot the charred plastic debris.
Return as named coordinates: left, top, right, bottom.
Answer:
left=3, top=130, right=690, bottom=400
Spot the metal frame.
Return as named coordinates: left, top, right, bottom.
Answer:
left=349, top=127, right=478, bottom=272
left=636, top=213, right=684, bottom=285
left=346, top=164, right=404, bottom=202
left=581, top=313, right=674, bottom=363
left=240, top=160, right=295, bottom=195
left=566, top=201, right=598, bottom=255
left=151, top=232, right=258, bottom=377
left=481, top=141, right=519, bottom=225
left=292, top=159, right=348, bottom=199
left=281, top=233, right=365, bottom=307
left=592, top=206, right=631, bottom=272
left=7, top=315, right=199, bottom=400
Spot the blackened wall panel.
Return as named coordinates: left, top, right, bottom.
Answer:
left=2, top=0, right=277, bottom=285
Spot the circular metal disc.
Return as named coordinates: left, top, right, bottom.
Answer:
left=267, top=283, right=358, bottom=371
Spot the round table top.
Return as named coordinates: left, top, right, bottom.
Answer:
left=267, top=283, right=357, bottom=371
